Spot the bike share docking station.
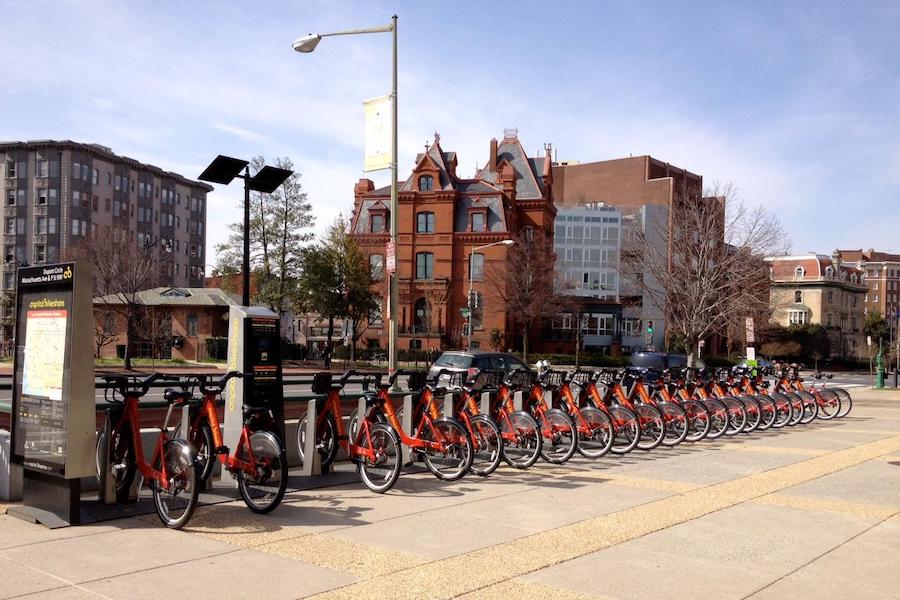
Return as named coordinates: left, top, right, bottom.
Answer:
left=7, top=262, right=95, bottom=528
left=221, top=305, right=286, bottom=486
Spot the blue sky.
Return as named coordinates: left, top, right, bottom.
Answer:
left=2, top=0, right=899, bottom=262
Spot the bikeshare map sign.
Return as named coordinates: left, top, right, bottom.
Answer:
left=11, top=262, right=94, bottom=480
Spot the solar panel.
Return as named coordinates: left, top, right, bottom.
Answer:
left=198, top=155, right=249, bottom=185
left=248, top=166, right=293, bottom=193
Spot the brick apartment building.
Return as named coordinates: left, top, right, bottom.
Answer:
left=839, top=248, right=900, bottom=319
left=767, top=251, right=867, bottom=359
left=0, top=139, right=211, bottom=339
left=349, top=130, right=555, bottom=351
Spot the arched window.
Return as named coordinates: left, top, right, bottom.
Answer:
left=186, top=313, right=199, bottom=337
left=418, top=175, right=434, bottom=191
left=413, top=298, right=429, bottom=332
left=415, top=252, right=434, bottom=279
left=794, top=290, right=802, bottom=303
left=825, top=265, right=834, bottom=278
left=794, top=266, right=805, bottom=279
left=416, top=211, right=435, bottom=233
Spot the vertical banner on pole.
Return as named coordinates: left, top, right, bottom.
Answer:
left=363, top=95, right=392, bottom=172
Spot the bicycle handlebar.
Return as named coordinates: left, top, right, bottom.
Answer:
left=103, top=372, right=181, bottom=400
left=193, top=371, right=244, bottom=395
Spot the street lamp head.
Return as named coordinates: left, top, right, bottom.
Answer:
left=292, top=34, right=322, bottom=53
left=501, top=239, right=515, bottom=246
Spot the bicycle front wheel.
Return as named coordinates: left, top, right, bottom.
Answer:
left=420, top=418, right=473, bottom=481
left=739, top=396, right=762, bottom=433
left=237, top=431, right=288, bottom=514
left=722, top=397, right=747, bottom=436
left=297, top=411, right=338, bottom=468
left=754, top=395, right=777, bottom=431
left=356, top=422, right=402, bottom=493
left=191, top=421, right=215, bottom=483
left=538, top=408, right=577, bottom=464
left=500, top=410, right=542, bottom=469
left=770, top=393, right=792, bottom=428
left=635, top=404, right=665, bottom=451
left=833, top=388, right=852, bottom=417
left=152, top=439, right=199, bottom=529
left=797, top=391, right=818, bottom=424
left=682, top=399, right=711, bottom=442
left=468, top=415, right=503, bottom=476
left=702, top=398, right=729, bottom=440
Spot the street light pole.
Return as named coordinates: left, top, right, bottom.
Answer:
left=293, top=15, right=400, bottom=376
left=467, top=239, right=515, bottom=350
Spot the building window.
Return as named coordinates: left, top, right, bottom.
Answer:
left=470, top=212, right=486, bottom=232
left=36, top=189, right=48, bottom=206
left=416, top=211, right=435, bottom=233
left=794, top=290, right=802, bottom=303
left=415, top=252, right=434, bottom=279
left=369, top=254, right=384, bottom=280
left=788, top=310, right=808, bottom=326
left=469, top=252, right=484, bottom=280
left=186, top=313, right=199, bottom=336
left=370, top=213, right=385, bottom=233
left=34, top=244, right=46, bottom=263
left=418, top=175, right=434, bottom=191
left=36, top=159, right=48, bottom=178
left=825, top=266, right=834, bottom=277
left=4, top=218, right=13, bottom=235
left=369, top=296, right=383, bottom=327
left=3, top=245, right=14, bottom=263
left=5, top=161, right=15, bottom=178
left=414, top=298, right=429, bottom=332
left=522, top=225, right=534, bottom=242
left=5, top=191, right=14, bottom=206
left=827, top=289, right=834, bottom=303
left=794, top=266, right=805, bottom=279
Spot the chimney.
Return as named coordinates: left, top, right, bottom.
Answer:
left=489, top=138, right=498, bottom=171
left=354, top=178, right=375, bottom=200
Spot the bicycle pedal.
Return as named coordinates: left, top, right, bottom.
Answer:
left=215, top=445, right=229, bottom=455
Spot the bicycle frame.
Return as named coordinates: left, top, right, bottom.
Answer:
left=115, top=394, right=175, bottom=491
left=192, top=393, right=260, bottom=475
left=315, top=386, right=380, bottom=462
left=377, top=385, right=450, bottom=452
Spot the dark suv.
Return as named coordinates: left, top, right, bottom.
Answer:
left=627, top=351, right=706, bottom=372
left=428, top=351, right=531, bottom=384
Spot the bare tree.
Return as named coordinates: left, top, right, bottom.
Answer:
left=93, top=309, right=120, bottom=358
left=136, top=306, right=173, bottom=367
left=490, top=231, right=564, bottom=363
left=623, top=182, right=791, bottom=365
left=76, top=233, right=160, bottom=369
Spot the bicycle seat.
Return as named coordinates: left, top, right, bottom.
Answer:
left=163, top=388, right=192, bottom=405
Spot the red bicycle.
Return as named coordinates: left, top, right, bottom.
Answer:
left=186, top=372, right=287, bottom=514
left=96, top=373, right=199, bottom=529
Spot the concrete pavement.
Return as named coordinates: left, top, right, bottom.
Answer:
left=1, top=389, right=898, bottom=599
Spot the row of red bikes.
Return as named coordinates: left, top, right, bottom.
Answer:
left=96, top=365, right=852, bottom=529
left=297, top=364, right=854, bottom=495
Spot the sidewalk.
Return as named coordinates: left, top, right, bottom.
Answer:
left=2, top=389, right=898, bottom=599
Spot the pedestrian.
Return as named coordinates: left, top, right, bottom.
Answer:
left=323, top=344, right=332, bottom=370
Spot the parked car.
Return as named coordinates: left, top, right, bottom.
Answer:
left=734, top=356, right=775, bottom=371
left=428, top=351, right=531, bottom=385
left=627, top=351, right=706, bottom=372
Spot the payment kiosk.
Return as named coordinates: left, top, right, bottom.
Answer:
left=221, top=305, right=285, bottom=483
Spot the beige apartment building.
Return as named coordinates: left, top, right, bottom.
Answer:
left=0, top=139, right=211, bottom=338
left=767, top=251, right=867, bottom=359
left=839, top=248, right=900, bottom=320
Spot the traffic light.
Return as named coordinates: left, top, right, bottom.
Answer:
left=647, top=320, right=654, bottom=334
left=468, top=290, right=480, bottom=309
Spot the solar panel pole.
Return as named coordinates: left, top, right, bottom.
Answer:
left=242, top=166, right=251, bottom=307
left=389, top=14, right=399, bottom=379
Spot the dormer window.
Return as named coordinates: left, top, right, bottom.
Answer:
left=794, top=266, right=805, bottom=279
left=825, top=266, right=834, bottom=278
left=370, top=213, right=385, bottom=233
left=418, top=175, right=434, bottom=191
left=470, top=212, right=486, bottom=232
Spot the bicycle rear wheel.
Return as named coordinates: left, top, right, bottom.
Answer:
left=420, top=418, right=473, bottom=480
left=635, top=404, right=665, bottom=450
left=574, top=406, right=614, bottom=459
left=190, top=421, right=215, bottom=483
left=659, top=402, right=689, bottom=446
left=467, top=415, right=503, bottom=476
left=722, top=397, right=747, bottom=436
left=815, top=389, right=841, bottom=420
left=682, top=399, right=711, bottom=442
left=784, top=392, right=804, bottom=426
left=608, top=405, right=640, bottom=454
left=770, top=392, right=792, bottom=428
left=500, top=410, right=542, bottom=469
left=833, top=388, right=852, bottom=417
left=739, top=396, right=762, bottom=433
left=297, top=411, right=338, bottom=468
left=237, top=431, right=288, bottom=514
left=152, top=439, right=199, bottom=529
left=356, top=422, right=402, bottom=493
left=797, top=391, right=819, bottom=424
left=95, top=427, right=137, bottom=502
left=701, top=398, right=729, bottom=440
left=753, top=395, right=776, bottom=431
left=538, top=408, right=577, bottom=464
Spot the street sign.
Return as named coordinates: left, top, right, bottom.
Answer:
left=745, top=317, right=755, bottom=344
left=385, top=241, right=396, bottom=274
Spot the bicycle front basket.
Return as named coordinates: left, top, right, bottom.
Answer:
left=509, top=370, right=536, bottom=389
